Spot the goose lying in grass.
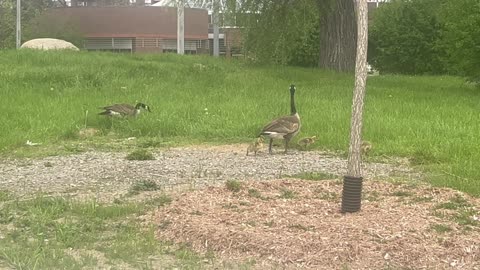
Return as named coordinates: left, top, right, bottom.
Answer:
left=298, top=136, right=317, bottom=150
left=246, top=137, right=264, bottom=156
left=98, top=103, right=151, bottom=117
left=259, top=84, right=301, bottom=154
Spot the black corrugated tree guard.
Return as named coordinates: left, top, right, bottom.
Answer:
left=341, top=0, right=369, bottom=213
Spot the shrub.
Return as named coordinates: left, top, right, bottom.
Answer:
left=369, top=0, right=447, bottom=74
left=126, top=149, right=155, bottom=161
left=437, top=0, right=480, bottom=84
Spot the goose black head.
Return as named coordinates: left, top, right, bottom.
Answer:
left=289, top=84, right=296, bottom=95
left=135, top=103, right=151, bottom=112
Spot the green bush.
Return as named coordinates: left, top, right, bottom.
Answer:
left=438, top=0, right=480, bottom=83
left=369, top=0, right=446, bottom=74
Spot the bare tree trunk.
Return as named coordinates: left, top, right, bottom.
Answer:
left=347, top=0, right=368, bottom=177
left=340, top=0, right=368, bottom=213
left=318, top=0, right=357, bottom=72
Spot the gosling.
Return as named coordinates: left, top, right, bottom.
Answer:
left=298, top=136, right=317, bottom=150
left=246, top=137, right=265, bottom=156
left=361, top=140, right=373, bottom=155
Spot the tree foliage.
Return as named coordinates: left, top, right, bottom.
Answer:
left=369, top=0, right=480, bottom=83
left=438, top=0, right=480, bottom=83
left=368, top=0, right=446, bottom=74
left=0, top=0, right=60, bottom=49
left=239, top=0, right=320, bottom=67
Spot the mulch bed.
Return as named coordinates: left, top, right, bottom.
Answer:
left=151, top=179, right=480, bottom=269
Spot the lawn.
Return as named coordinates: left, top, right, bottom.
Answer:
left=0, top=49, right=479, bottom=197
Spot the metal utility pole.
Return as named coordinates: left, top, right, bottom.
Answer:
left=341, top=0, right=368, bottom=213
left=177, top=0, right=185, bottom=55
left=212, top=0, right=220, bottom=57
left=16, top=0, right=21, bottom=48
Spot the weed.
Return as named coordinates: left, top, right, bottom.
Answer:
left=288, top=224, right=313, bottom=231
left=0, top=190, right=11, bottom=202
left=431, top=224, right=452, bottom=233
left=411, top=196, right=433, bottom=203
left=126, top=149, right=155, bottom=161
left=128, top=180, right=160, bottom=196
left=287, top=171, right=338, bottom=181
left=44, top=161, right=54, bottom=167
left=264, top=221, right=274, bottom=227
left=317, top=191, right=339, bottom=201
left=222, top=203, right=238, bottom=209
left=391, top=191, right=414, bottom=197
left=435, top=194, right=471, bottom=210
left=248, top=188, right=263, bottom=199
left=225, top=180, right=242, bottom=193
left=279, top=188, right=296, bottom=199
left=190, top=210, right=202, bottom=215
left=454, top=210, right=479, bottom=227
left=364, top=191, right=381, bottom=202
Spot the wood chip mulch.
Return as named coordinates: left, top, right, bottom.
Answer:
left=150, top=179, right=480, bottom=269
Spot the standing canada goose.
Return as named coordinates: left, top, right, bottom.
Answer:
left=246, top=137, right=264, bottom=156
left=298, top=136, right=317, bottom=150
left=259, top=84, right=301, bottom=154
left=98, top=103, right=151, bottom=117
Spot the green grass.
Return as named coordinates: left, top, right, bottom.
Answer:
left=1, top=50, right=480, bottom=196
left=128, top=180, right=161, bottom=196
left=125, top=149, right=155, bottom=160
left=287, top=171, right=338, bottom=181
left=0, top=193, right=211, bottom=269
left=431, top=224, right=453, bottom=233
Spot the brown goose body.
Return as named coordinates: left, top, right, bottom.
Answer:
left=99, top=103, right=150, bottom=117
left=259, top=85, right=301, bottom=154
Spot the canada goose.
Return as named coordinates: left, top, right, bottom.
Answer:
left=259, top=84, right=301, bottom=154
left=98, top=103, right=151, bottom=117
left=361, top=140, right=372, bottom=155
left=246, top=137, right=264, bottom=156
left=298, top=136, right=317, bottom=150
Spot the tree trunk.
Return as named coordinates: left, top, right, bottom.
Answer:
left=71, top=0, right=78, bottom=7
left=318, top=0, right=357, bottom=72
left=340, top=0, right=368, bottom=213
left=347, top=0, right=368, bottom=177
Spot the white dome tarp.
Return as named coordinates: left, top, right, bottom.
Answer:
left=21, top=38, right=79, bottom=51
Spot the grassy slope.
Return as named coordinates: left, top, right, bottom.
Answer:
left=0, top=191, right=214, bottom=269
left=0, top=50, right=479, bottom=196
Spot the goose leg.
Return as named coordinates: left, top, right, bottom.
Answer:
left=284, top=139, right=289, bottom=154
left=269, top=139, right=273, bottom=154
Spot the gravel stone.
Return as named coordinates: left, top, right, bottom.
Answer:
left=0, top=144, right=420, bottom=200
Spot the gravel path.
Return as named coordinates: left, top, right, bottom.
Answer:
left=0, top=144, right=420, bottom=201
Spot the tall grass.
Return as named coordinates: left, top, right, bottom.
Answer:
left=0, top=50, right=479, bottom=195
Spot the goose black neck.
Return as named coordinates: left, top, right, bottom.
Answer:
left=290, top=91, right=297, bottom=115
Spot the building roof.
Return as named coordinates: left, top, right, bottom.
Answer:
left=43, top=6, right=208, bottom=39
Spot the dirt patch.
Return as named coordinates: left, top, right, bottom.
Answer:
left=151, top=179, right=480, bottom=269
